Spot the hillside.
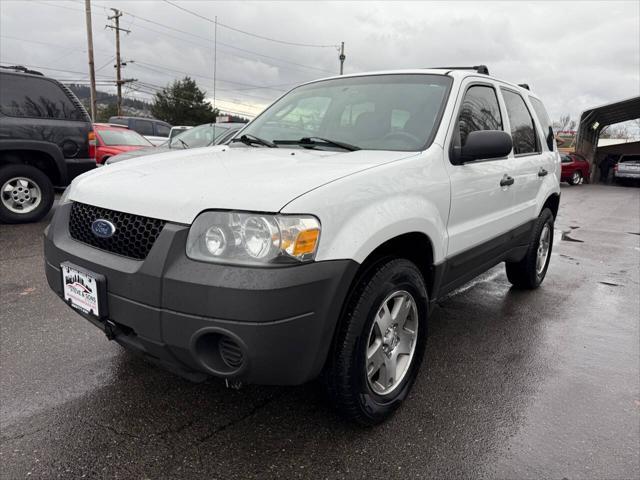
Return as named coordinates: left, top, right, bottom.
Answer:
left=66, top=84, right=152, bottom=116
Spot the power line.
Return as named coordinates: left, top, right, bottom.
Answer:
left=132, top=60, right=291, bottom=92
left=163, top=0, right=338, bottom=48
left=25, top=1, right=336, bottom=76
left=0, top=35, right=86, bottom=53
left=0, top=61, right=114, bottom=79
left=132, top=80, right=265, bottom=110
left=126, top=62, right=282, bottom=102
left=130, top=80, right=264, bottom=116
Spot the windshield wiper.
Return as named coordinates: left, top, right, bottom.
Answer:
left=274, top=137, right=360, bottom=151
left=177, top=138, right=189, bottom=149
left=230, top=134, right=277, bottom=148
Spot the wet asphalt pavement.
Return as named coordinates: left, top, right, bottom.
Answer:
left=1, top=183, right=639, bottom=479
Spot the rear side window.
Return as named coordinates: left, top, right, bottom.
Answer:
left=156, top=124, right=170, bottom=137
left=502, top=89, right=538, bottom=155
left=0, top=74, right=84, bottom=120
left=530, top=97, right=554, bottom=151
left=134, top=119, right=154, bottom=136
left=456, top=85, right=503, bottom=148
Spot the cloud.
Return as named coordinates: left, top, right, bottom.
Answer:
left=1, top=0, right=638, bottom=122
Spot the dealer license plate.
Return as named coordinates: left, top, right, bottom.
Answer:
left=61, top=263, right=100, bottom=317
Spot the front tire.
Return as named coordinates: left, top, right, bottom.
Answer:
left=324, top=258, right=428, bottom=426
left=506, top=208, right=554, bottom=289
left=0, top=164, right=54, bottom=224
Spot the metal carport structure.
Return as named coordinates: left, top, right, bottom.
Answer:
left=575, top=96, right=640, bottom=178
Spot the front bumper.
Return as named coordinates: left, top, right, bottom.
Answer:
left=44, top=203, right=358, bottom=385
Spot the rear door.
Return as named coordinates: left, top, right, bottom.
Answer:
left=444, top=80, right=517, bottom=258
left=499, top=88, right=550, bottom=226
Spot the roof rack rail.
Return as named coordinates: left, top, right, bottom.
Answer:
left=518, top=83, right=530, bottom=90
left=0, top=65, right=44, bottom=76
left=433, top=65, right=489, bottom=75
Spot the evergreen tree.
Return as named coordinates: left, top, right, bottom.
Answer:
left=151, top=77, right=218, bottom=125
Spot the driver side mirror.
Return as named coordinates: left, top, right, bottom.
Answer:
left=454, top=130, right=513, bottom=164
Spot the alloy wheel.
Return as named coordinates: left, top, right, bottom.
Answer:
left=365, top=290, right=419, bottom=395
left=1, top=176, right=42, bottom=214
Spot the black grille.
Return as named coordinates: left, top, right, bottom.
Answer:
left=219, top=336, right=244, bottom=368
left=69, top=202, right=166, bottom=260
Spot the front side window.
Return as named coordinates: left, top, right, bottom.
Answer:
left=97, top=129, right=153, bottom=147
left=0, top=75, right=83, bottom=120
left=238, top=74, right=452, bottom=151
left=456, top=85, right=503, bottom=149
left=502, top=90, right=538, bottom=155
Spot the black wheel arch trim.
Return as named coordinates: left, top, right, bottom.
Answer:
left=0, top=140, right=67, bottom=184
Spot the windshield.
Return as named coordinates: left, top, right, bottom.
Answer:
left=238, top=74, right=452, bottom=151
left=169, top=124, right=230, bottom=148
left=98, top=129, right=153, bottom=147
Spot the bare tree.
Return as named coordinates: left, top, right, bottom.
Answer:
left=600, top=124, right=630, bottom=139
left=552, top=114, right=576, bottom=133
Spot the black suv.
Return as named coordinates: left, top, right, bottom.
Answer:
left=0, top=67, right=95, bottom=223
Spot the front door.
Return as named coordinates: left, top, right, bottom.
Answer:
left=444, top=81, right=517, bottom=259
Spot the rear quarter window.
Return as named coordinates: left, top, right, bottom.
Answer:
left=134, top=119, right=154, bottom=136
left=156, top=124, right=170, bottom=137
left=530, top=96, right=554, bottom=151
left=0, top=74, right=84, bottom=120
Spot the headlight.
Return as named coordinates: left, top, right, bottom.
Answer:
left=186, top=211, right=321, bottom=266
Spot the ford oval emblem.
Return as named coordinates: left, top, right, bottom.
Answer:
left=91, top=219, right=116, bottom=239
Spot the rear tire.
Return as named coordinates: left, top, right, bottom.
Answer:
left=569, top=170, right=582, bottom=185
left=0, top=164, right=54, bottom=224
left=324, top=258, right=428, bottom=426
left=506, top=208, right=554, bottom=289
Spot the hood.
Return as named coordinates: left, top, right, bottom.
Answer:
left=70, top=146, right=416, bottom=224
left=106, top=146, right=171, bottom=164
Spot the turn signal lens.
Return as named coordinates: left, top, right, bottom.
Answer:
left=293, top=228, right=320, bottom=257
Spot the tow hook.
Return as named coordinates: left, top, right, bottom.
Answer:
left=104, top=319, right=117, bottom=340
left=225, top=379, right=243, bottom=390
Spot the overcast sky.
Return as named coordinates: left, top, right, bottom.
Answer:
left=1, top=0, right=639, bottom=127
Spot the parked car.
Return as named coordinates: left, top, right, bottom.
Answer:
left=105, top=122, right=244, bottom=165
left=168, top=126, right=191, bottom=142
left=0, top=66, right=95, bottom=223
left=614, top=154, right=640, bottom=184
left=93, top=123, right=154, bottom=164
left=44, top=66, right=560, bottom=425
left=560, top=152, right=590, bottom=185
left=108, top=116, right=171, bottom=146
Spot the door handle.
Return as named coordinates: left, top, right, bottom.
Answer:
left=500, top=175, right=515, bottom=187
left=538, top=168, right=548, bottom=177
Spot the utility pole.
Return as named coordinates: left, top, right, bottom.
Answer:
left=213, top=15, right=217, bottom=120
left=84, top=0, right=97, bottom=121
left=339, top=41, right=345, bottom=75
left=106, top=9, right=130, bottom=116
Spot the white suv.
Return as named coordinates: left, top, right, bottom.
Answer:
left=44, top=66, right=560, bottom=425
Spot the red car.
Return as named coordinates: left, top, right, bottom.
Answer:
left=92, top=123, right=154, bottom=164
left=560, top=153, right=590, bottom=185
